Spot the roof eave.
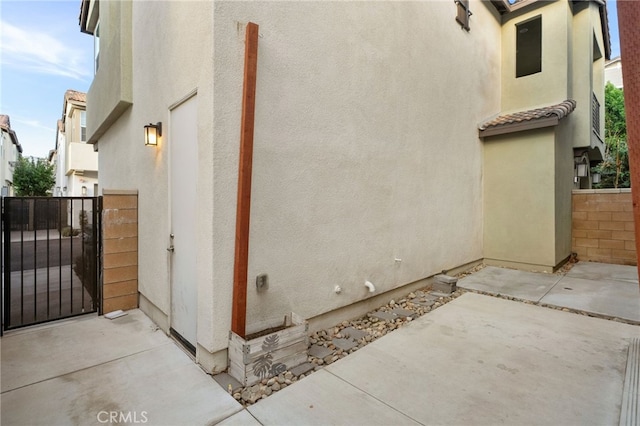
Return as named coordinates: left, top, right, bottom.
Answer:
left=599, top=2, right=612, bottom=60
left=479, top=116, right=560, bottom=138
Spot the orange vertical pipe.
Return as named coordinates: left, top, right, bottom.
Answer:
left=232, top=22, right=259, bottom=337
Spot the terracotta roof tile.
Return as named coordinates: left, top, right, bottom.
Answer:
left=479, top=99, right=577, bottom=132
left=64, top=89, right=86, bottom=103
left=0, top=114, right=10, bottom=129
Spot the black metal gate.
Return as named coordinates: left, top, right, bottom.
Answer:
left=1, top=197, right=102, bottom=333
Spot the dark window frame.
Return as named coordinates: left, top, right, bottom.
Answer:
left=516, top=15, right=542, bottom=78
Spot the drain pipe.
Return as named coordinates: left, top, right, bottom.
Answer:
left=231, top=22, right=259, bottom=338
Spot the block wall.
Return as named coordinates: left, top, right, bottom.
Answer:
left=102, top=191, right=138, bottom=312
left=572, top=189, right=637, bottom=265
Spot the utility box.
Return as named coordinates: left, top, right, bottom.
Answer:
left=433, top=274, right=458, bottom=294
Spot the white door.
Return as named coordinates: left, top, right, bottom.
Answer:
left=169, top=95, right=198, bottom=349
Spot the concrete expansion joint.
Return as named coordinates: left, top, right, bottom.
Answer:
left=465, top=287, right=640, bottom=326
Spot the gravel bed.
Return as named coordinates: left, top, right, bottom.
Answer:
left=228, top=283, right=466, bottom=405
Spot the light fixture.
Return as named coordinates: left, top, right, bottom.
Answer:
left=575, top=153, right=589, bottom=178
left=144, top=122, right=162, bottom=146
left=592, top=172, right=601, bottom=184
left=576, top=162, right=588, bottom=177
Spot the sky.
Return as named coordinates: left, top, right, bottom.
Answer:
left=1, top=1, right=93, bottom=159
left=0, top=0, right=622, bottom=160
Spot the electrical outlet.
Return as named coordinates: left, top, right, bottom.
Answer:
left=256, top=274, right=268, bottom=291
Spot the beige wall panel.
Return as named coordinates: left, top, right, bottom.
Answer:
left=484, top=128, right=557, bottom=268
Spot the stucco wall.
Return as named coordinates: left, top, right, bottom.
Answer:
left=94, top=0, right=215, bottom=352
left=214, top=1, right=501, bottom=336
left=93, top=0, right=501, bottom=368
left=554, top=119, right=576, bottom=264
left=571, top=2, right=605, bottom=154
left=86, top=0, right=132, bottom=144
left=501, top=1, right=571, bottom=112
left=483, top=128, right=558, bottom=270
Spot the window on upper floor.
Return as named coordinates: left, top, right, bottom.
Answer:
left=94, top=21, right=100, bottom=74
left=81, top=111, right=87, bottom=141
left=516, top=16, right=542, bottom=78
left=455, top=0, right=472, bottom=31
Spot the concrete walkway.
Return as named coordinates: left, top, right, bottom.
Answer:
left=2, top=261, right=639, bottom=425
left=0, top=310, right=242, bottom=425
left=458, top=261, right=640, bottom=323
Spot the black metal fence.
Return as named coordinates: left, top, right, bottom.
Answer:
left=1, top=197, right=102, bottom=333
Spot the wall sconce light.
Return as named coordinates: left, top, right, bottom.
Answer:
left=144, top=122, right=162, bottom=146
left=576, top=162, right=588, bottom=177
left=82, top=186, right=87, bottom=196
left=592, top=172, right=601, bottom=184
left=575, top=153, right=589, bottom=178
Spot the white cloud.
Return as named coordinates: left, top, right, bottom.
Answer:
left=13, top=117, right=56, bottom=132
left=0, top=21, right=91, bottom=81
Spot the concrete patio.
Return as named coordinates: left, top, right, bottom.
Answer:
left=1, top=261, right=639, bottom=425
left=459, top=261, right=640, bottom=323
left=0, top=310, right=243, bottom=425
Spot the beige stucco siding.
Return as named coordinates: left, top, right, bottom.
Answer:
left=86, top=0, right=133, bottom=143
left=214, top=1, right=501, bottom=335
left=483, top=128, right=557, bottom=269
left=94, top=1, right=215, bottom=350
left=554, top=119, right=575, bottom=264
left=94, top=0, right=502, bottom=364
left=571, top=2, right=605, bottom=153
left=501, top=1, right=571, bottom=112
left=483, top=119, right=574, bottom=271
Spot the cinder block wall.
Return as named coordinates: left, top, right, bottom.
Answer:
left=102, top=190, right=138, bottom=312
left=572, top=189, right=637, bottom=265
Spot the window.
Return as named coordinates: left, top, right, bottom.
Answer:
left=81, top=111, right=87, bottom=141
left=592, top=93, right=600, bottom=135
left=455, top=0, right=471, bottom=31
left=516, top=16, right=542, bottom=78
left=94, top=22, right=100, bottom=73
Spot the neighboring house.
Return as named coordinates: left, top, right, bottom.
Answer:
left=79, top=0, right=610, bottom=373
left=49, top=120, right=65, bottom=195
left=605, top=56, right=623, bottom=88
left=50, top=90, right=99, bottom=197
left=0, top=115, right=23, bottom=196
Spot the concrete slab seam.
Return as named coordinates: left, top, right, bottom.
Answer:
left=464, top=288, right=640, bottom=326
left=0, top=341, right=173, bottom=395
left=538, top=275, right=567, bottom=302
left=323, top=368, right=426, bottom=425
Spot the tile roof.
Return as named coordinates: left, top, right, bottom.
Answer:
left=0, top=114, right=23, bottom=152
left=64, top=89, right=86, bottom=103
left=0, top=114, right=10, bottom=129
left=479, top=100, right=576, bottom=137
